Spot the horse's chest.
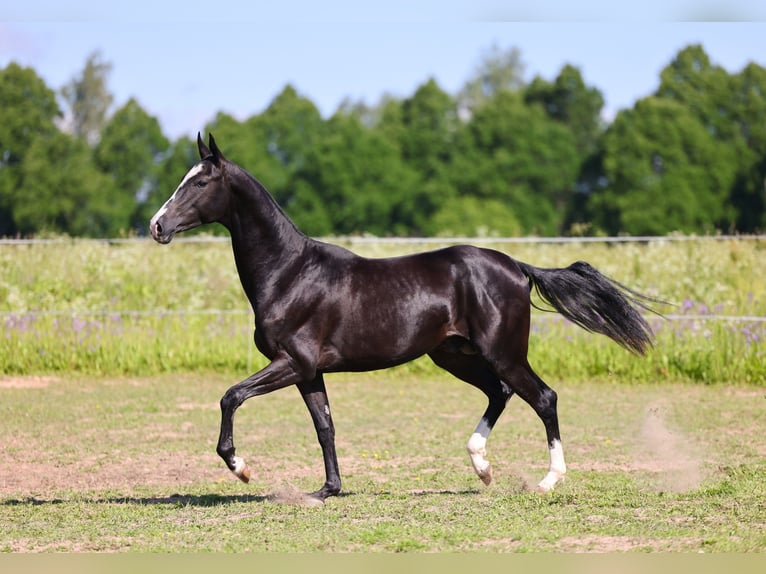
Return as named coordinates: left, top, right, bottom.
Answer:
left=252, top=311, right=301, bottom=359
left=252, top=325, right=278, bottom=359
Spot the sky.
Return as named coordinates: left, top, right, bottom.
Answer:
left=2, top=1, right=766, bottom=140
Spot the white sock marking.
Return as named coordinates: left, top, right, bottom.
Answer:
left=232, top=456, right=246, bottom=476
left=537, top=439, right=566, bottom=492
left=467, top=431, right=491, bottom=475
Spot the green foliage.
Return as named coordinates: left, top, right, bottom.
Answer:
left=456, top=91, right=579, bottom=235
left=525, top=64, right=605, bottom=159
left=94, top=98, right=170, bottom=232
left=653, top=44, right=766, bottom=232
left=656, top=44, right=736, bottom=140
left=427, top=196, right=521, bottom=237
left=594, top=97, right=738, bottom=234
left=457, top=44, right=526, bottom=112
left=1, top=239, right=765, bottom=550
left=1, top=237, right=764, bottom=385
left=291, top=113, right=420, bottom=235
left=399, top=78, right=459, bottom=176
left=0, top=64, right=60, bottom=156
left=2, top=43, right=766, bottom=238
left=60, top=50, right=114, bottom=145
left=13, top=132, right=118, bottom=236
left=0, top=63, right=61, bottom=236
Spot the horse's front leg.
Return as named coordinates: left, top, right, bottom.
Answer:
left=297, top=374, right=341, bottom=502
left=216, top=353, right=303, bottom=483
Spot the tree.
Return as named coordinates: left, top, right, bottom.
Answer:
left=61, top=51, right=114, bottom=145
left=290, top=113, right=419, bottom=236
left=457, top=45, right=526, bottom=114
left=731, top=62, right=766, bottom=155
left=656, top=45, right=735, bottom=142
left=592, top=97, right=738, bottom=235
left=206, top=85, right=324, bottom=205
left=427, top=196, right=522, bottom=237
left=399, top=79, right=458, bottom=174
left=728, top=63, right=766, bottom=230
left=525, top=64, right=605, bottom=159
left=0, top=63, right=61, bottom=236
left=388, top=79, right=460, bottom=233
left=656, top=45, right=766, bottom=231
left=11, top=131, right=116, bottom=236
left=335, top=94, right=390, bottom=129
left=252, top=84, right=324, bottom=184
left=453, top=91, right=579, bottom=235
left=94, top=98, right=169, bottom=232
left=524, top=65, right=608, bottom=233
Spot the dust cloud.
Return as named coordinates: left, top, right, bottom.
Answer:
left=636, top=402, right=706, bottom=493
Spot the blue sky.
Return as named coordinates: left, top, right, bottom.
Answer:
left=2, top=1, right=765, bottom=139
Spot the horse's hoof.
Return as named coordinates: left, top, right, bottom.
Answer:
left=535, top=472, right=565, bottom=494
left=478, top=463, right=493, bottom=486
left=232, top=456, right=250, bottom=483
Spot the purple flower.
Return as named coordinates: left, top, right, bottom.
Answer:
left=72, top=317, right=87, bottom=333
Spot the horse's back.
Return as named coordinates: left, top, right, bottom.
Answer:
left=418, top=244, right=529, bottom=293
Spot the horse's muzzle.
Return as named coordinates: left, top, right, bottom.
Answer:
left=150, top=218, right=173, bottom=244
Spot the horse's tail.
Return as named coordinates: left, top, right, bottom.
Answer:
left=516, top=260, right=662, bottom=355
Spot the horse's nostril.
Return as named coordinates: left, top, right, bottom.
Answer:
left=155, top=221, right=163, bottom=235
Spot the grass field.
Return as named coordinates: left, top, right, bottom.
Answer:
left=1, top=236, right=765, bottom=553
left=1, top=236, right=765, bottom=383
left=0, top=371, right=764, bottom=552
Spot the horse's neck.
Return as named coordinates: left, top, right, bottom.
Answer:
left=225, top=165, right=310, bottom=308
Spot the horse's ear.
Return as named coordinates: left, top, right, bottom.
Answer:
left=197, top=132, right=212, bottom=160
left=208, top=133, right=227, bottom=162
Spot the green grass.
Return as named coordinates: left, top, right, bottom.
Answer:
left=1, top=372, right=764, bottom=552
left=1, top=236, right=765, bottom=383
left=1, top=237, right=764, bottom=554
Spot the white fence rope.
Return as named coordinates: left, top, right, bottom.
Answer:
left=0, top=234, right=765, bottom=246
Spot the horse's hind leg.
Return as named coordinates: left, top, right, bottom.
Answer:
left=429, top=349, right=513, bottom=486
left=500, top=362, right=567, bottom=493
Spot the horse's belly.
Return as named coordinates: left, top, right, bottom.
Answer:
left=319, top=304, right=453, bottom=371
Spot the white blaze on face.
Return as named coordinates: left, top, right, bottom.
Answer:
left=150, top=162, right=205, bottom=228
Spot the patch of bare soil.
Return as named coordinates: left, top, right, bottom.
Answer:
left=0, top=445, right=328, bottom=498
left=0, top=456, right=229, bottom=495
left=556, top=534, right=701, bottom=552
left=722, top=387, right=766, bottom=399
left=473, top=537, right=523, bottom=551
left=0, top=376, right=60, bottom=389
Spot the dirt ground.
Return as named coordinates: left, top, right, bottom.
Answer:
left=1, top=375, right=764, bottom=497
left=1, top=375, right=765, bottom=553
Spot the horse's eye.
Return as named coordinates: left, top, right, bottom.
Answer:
left=195, top=180, right=207, bottom=188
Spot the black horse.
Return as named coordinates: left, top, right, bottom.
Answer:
left=150, top=133, right=657, bottom=502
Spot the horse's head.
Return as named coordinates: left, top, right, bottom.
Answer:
left=150, top=133, right=230, bottom=244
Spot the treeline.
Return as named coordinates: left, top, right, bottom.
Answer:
left=1, top=44, right=764, bottom=238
